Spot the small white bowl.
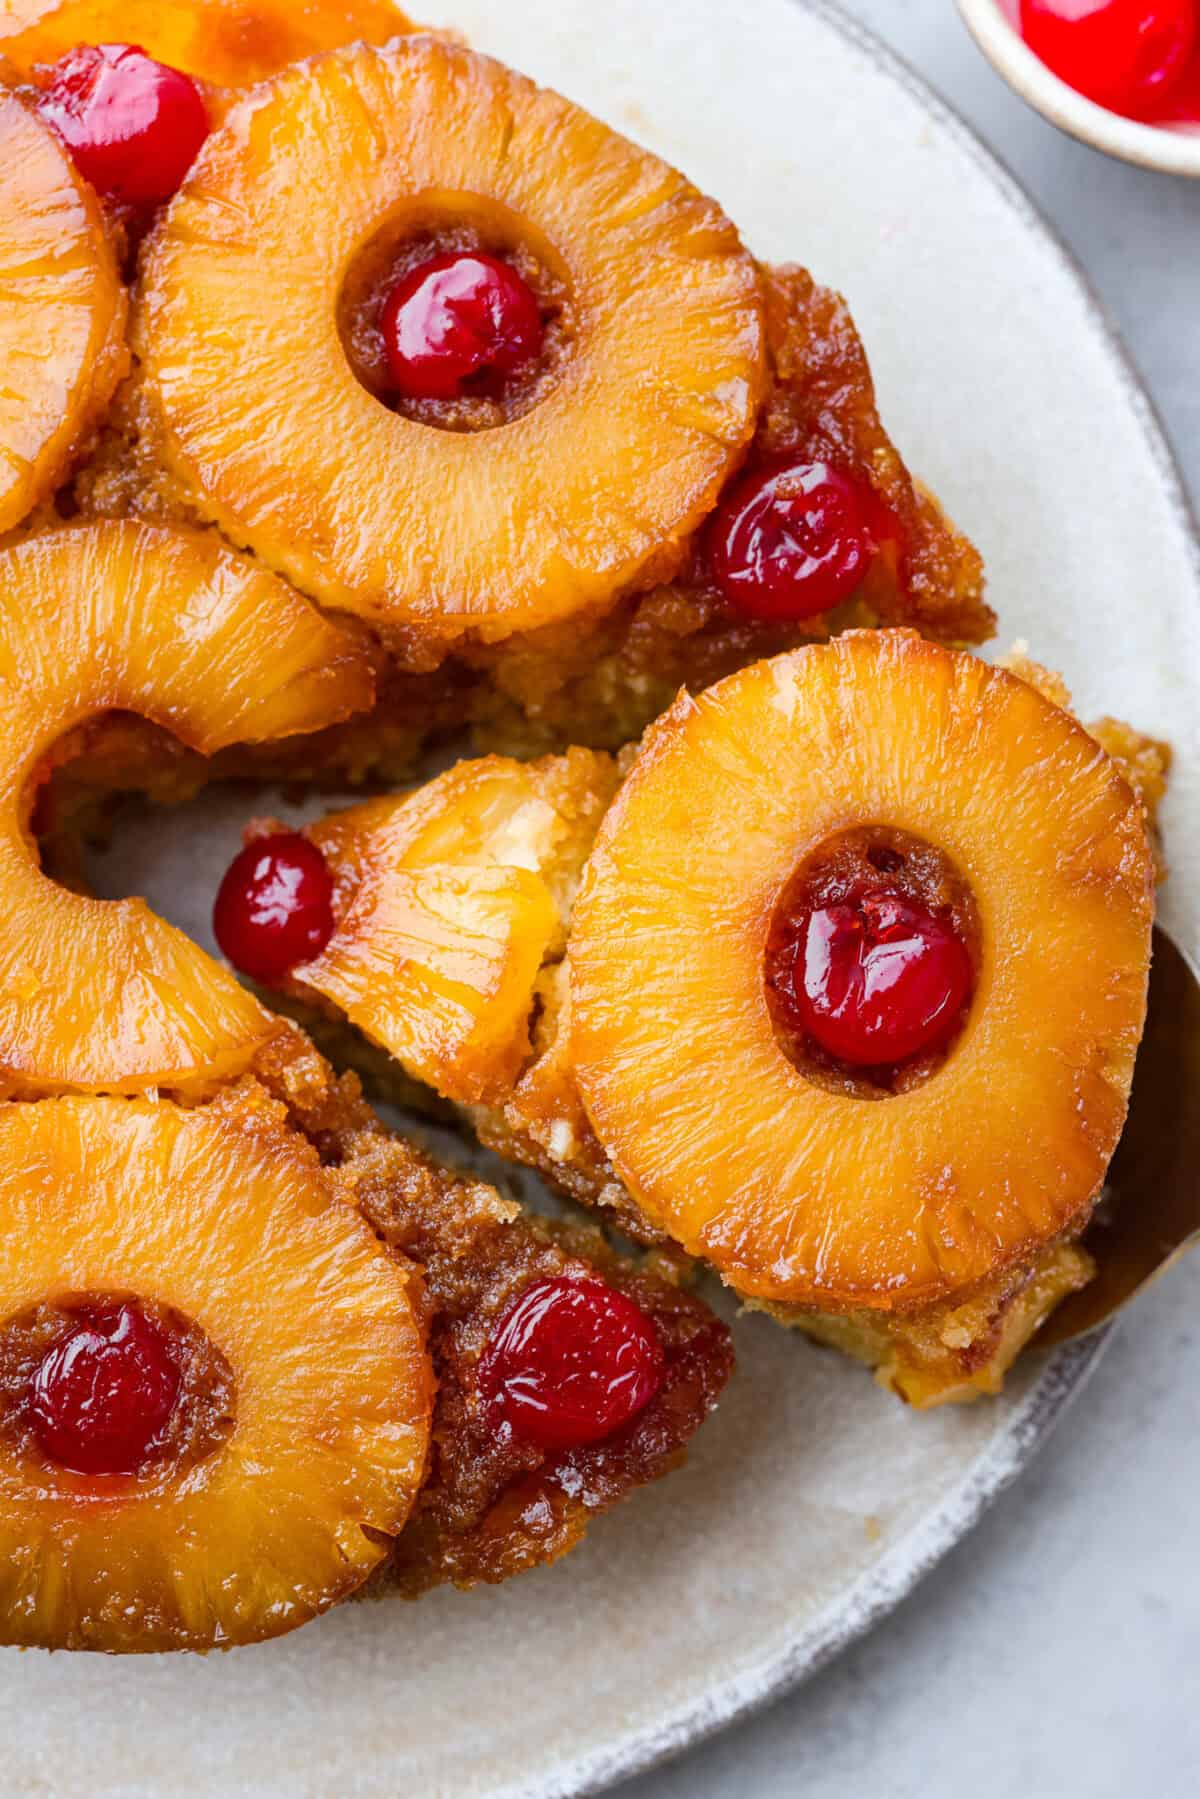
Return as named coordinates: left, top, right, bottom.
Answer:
left=957, top=0, right=1200, bottom=176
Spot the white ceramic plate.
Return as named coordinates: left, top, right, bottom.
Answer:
left=5, top=2, right=1198, bottom=1795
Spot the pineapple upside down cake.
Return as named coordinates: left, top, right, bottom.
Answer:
left=0, top=0, right=1168, bottom=1651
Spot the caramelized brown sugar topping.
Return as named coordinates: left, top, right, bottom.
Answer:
left=568, top=634, right=1156, bottom=1313
left=463, top=264, right=995, bottom=756
left=249, top=1026, right=734, bottom=1594
left=751, top=267, right=991, bottom=642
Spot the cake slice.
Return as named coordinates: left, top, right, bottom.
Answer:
left=250, top=1026, right=732, bottom=1598
left=253, top=636, right=1167, bottom=1407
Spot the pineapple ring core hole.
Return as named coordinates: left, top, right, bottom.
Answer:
left=764, top=824, right=981, bottom=1099
left=0, top=1292, right=236, bottom=1487
left=28, top=710, right=204, bottom=880
left=337, top=196, right=576, bottom=431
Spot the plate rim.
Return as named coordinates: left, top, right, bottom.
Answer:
left=567, top=1334, right=1109, bottom=1799
left=519, top=0, right=1200, bottom=1789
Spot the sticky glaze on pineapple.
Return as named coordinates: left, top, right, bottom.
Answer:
left=276, top=656, right=1167, bottom=1399
left=0, top=519, right=373, bottom=1097
left=569, top=633, right=1156, bottom=1313
left=135, top=36, right=766, bottom=645
left=0, top=1095, right=431, bottom=1651
left=288, top=749, right=620, bottom=1104
left=0, top=87, right=127, bottom=535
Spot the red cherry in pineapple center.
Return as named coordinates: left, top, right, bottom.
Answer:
left=770, top=890, right=974, bottom=1069
left=30, top=1303, right=181, bottom=1477
left=1019, top=0, right=1197, bottom=117
left=381, top=250, right=544, bottom=401
left=707, top=459, right=876, bottom=622
left=37, top=44, right=209, bottom=208
left=213, top=832, right=334, bottom=985
left=479, top=1277, right=665, bottom=1451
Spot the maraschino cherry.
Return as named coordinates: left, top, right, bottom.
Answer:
left=769, top=890, right=973, bottom=1068
left=707, top=459, right=877, bottom=622
left=381, top=251, right=544, bottom=401
left=30, top=1303, right=181, bottom=1477
left=479, top=1277, right=665, bottom=1451
left=1018, top=0, right=1197, bottom=118
left=213, top=833, right=335, bottom=984
left=36, top=44, right=209, bottom=209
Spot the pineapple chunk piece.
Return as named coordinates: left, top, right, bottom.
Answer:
left=0, top=1093, right=431, bottom=1651
left=0, top=87, right=126, bottom=534
left=0, top=519, right=373, bottom=1095
left=0, top=0, right=413, bottom=88
left=136, top=36, right=765, bottom=646
left=296, top=749, right=618, bottom=1103
left=569, top=632, right=1155, bottom=1313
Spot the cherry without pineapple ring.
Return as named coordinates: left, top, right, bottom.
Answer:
left=36, top=43, right=210, bottom=209
left=706, top=458, right=880, bottom=622
left=214, top=833, right=336, bottom=984
left=479, top=1277, right=665, bottom=1451
left=1018, top=0, right=1198, bottom=119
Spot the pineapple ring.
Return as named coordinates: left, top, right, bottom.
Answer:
left=0, top=519, right=374, bottom=1096
left=0, top=88, right=127, bottom=535
left=0, top=1095, right=432, bottom=1651
left=296, top=749, right=619, bottom=1103
left=0, top=0, right=414, bottom=89
left=570, top=632, right=1156, bottom=1313
left=135, top=36, right=766, bottom=645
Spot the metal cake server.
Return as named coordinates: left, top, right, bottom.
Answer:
left=1039, top=927, right=1200, bottom=1348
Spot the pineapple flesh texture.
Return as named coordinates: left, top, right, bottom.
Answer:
left=0, top=519, right=374, bottom=1095
left=0, top=0, right=414, bottom=88
left=0, top=1093, right=432, bottom=1652
left=569, top=632, right=1157, bottom=1314
left=296, top=749, right=619, bottom=1104
left=135, top=36, right=766, bottom=647
left=0, top=87, right=127, bottom=534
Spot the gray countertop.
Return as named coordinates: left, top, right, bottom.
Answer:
left=616, top=5, right=1200, bottom=1796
